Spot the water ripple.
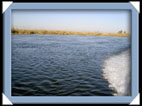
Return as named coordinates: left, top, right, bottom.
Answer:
left=12, top=35, right=130, bottom=96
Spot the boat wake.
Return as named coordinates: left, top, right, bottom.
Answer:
left=102, top=49, right=131, bottom=96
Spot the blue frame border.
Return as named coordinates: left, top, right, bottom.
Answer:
left=3, top=3, right=139, bottom=104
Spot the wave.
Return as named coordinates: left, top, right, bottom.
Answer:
left=102, top=49, right=131, bottom=96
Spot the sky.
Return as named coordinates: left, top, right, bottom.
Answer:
left=11, top=10, right=131, bottom=33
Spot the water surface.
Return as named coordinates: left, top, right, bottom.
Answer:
left=12, top=35, right=130, bottom=96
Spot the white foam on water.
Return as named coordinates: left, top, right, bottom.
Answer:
left=102, top=49, right=131, bottom=96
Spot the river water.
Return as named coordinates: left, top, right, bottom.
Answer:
left=12, top=35, right=130, bottom=96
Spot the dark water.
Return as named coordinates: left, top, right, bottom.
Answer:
left=12, top=35, right=130, bottom=96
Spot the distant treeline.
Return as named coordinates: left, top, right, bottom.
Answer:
left=11, top=28, right=130, bottom=37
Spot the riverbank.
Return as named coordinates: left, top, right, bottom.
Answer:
left=11, top=28, right=130, bottom=37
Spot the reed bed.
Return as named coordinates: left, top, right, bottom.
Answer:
left=11, top=28, right=130, bottom=37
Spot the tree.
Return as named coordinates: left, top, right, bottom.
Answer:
left=118, top=30, right=123, bottom=34
left=124, top=31, right=126, bottom=34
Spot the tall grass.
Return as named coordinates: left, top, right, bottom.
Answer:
left=11, top=28, right=130, bottom=37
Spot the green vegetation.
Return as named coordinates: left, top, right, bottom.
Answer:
left=118, top=30, right=123, bottom=34
left=117, top=30, right=128, bottom=34
left=11, top=28, right=130, bottom=37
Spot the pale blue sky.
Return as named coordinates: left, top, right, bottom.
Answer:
left=11, top=10, right=131, bottom=33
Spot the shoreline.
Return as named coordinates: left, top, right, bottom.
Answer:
left=11, top=28, right=130, bottom=37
